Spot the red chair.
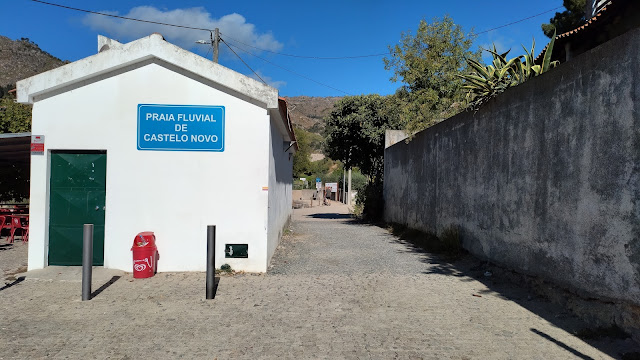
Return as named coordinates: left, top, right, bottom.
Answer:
left=9, top=216, right=28, bottom=243
left=0, top=215, right=11, bottom=239
left=0, top=215, right=5, bottom=239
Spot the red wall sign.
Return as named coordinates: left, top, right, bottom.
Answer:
left=31, top=135, right=44, bottom=155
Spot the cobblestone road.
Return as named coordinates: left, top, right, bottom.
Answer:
left=0, top=202, right=637, bottom=359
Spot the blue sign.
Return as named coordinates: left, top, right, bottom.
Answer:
left=137, top=104, right=225, bottom=151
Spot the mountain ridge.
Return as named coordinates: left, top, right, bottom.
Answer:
left=0, top=35, right=68, bottom=91
left=283, top=96, right=341, bottom=133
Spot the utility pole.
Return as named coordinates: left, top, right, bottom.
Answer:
left=213, top=28, right=220, bottom=64
left=196, top=28, right=220, bottom=63
left=347, top=168, right=352, bottom=206
left=343, top=170, right=346, bottom=204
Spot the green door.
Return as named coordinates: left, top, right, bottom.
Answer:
left=49, top=152, right=106, bottom=265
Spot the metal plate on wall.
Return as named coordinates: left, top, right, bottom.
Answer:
left=225, top=244, right=248, bottom=258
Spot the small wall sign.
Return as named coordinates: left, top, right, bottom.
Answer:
left=225, top=244, right=248, bottom=258
left=137, top=104, right=225, bottom=152
left=31, top=135, right=44, bottom=155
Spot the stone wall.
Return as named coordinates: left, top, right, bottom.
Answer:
left=384, top=29, right=640, bottom=309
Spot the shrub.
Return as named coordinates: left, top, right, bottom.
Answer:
left=356, top=179, right=384, bottom=222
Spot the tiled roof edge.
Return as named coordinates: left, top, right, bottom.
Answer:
left=534, top=1, right=613, bottom=62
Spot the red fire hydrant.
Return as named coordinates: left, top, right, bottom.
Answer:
left=131, top=231, right=158, bottom=279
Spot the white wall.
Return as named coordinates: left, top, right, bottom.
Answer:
left=266, top=118, right=293, bottom=263
left=29, top=62, right=273, bottom=272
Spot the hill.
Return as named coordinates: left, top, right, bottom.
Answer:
left=0, top=35, right=68, bottom=91
left=284, top=96, right=341, bottom=133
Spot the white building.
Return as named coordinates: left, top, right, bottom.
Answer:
left=17, top=33, right=296, bottom=273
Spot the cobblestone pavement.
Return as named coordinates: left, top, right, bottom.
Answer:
left=1, top=202, right=638, bottom=359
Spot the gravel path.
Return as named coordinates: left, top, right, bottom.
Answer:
left=269, top=204, right=427, bottom=275
left=0, top=202, right=638, bottom=359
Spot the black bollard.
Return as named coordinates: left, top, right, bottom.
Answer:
left=82, top=224, right=94, bottom=301
left=206, top=225, right=216, bottom=299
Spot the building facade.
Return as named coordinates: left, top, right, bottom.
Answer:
left=17, top=33, right=296, bottom=273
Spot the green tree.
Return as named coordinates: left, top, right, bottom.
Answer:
left=0, top=95, right=31, bottom=133
left=384, top=15, right=479, bottom=134
left=325, top=95, right=403, bottom=178
left=292, top=127, right=312, bottom=177
left=324, top=95, right=404, bottom=219
left=348, top=168, right=368, bottom=194
left=308, top=157, right=332, bottom=177
left=541, top=0, right=586, bottom=38
left=321, top=162, right=344, bottom=184
left=306, top=131, right=324, bottom=153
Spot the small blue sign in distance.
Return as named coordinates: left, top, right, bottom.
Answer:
left=137, top=104, right=225, bottom=152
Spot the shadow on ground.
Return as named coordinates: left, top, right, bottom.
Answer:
left=531, top=328, right=597, bottom=360
left=379, top=223, right=640, bottom=360
left=0, top=276, right=25, bottom=292
left=306, top=213, right=354, bottom=220
left=210, top=276, right=220, bottom=299
left=91, top=275, right=121, bottom=298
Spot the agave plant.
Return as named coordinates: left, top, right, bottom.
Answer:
left=460, top=30, right=559, bottom=111
left=459, top=46, right=522, bottom=110
left=520, top=31, right=560, bottom=80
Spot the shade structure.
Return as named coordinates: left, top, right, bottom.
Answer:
left=0, top=132, right=31, bottom=167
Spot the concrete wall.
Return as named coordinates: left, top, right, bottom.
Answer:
left=384, top=28, right=640, bottom=306
left=384, top=130, right=408, bottom=149
left=29, top=62, right=274, bottom=272
left=266, top=117, right=293, bottom=265
left=292, top=189, right=319, bottom=201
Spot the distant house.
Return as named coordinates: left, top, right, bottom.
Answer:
left=17, top=33, right=297, bottom=273
left=540, top=0, right=640, bottom=63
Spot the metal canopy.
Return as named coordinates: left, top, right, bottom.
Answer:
left=0, top=132, right=31, bottom=166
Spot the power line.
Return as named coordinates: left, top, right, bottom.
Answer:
left=222, top=39, right=351, bottom=96
left=220, top=38, right=267, bottom=85
left=220, top=34, right=389, bottom=60
left=476, top=6, right=564, bottom=34
left=28, top=0, right=211, bottom=32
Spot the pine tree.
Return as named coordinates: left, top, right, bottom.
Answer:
left=542, top=0, right=587, bottom=38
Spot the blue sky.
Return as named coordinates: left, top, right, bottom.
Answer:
left=2, top=0, right=563, bottom=97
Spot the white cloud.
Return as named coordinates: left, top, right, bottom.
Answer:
left=249, top=71, right=286, bottom=89
left=82, top=6, right=282, bottom=54
left=480, top=31, right=517, bottom=64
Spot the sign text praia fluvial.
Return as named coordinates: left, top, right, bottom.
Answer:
left=142, top=113, right=218, bottom=142
left=137, top=104, right=225, bottom=152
